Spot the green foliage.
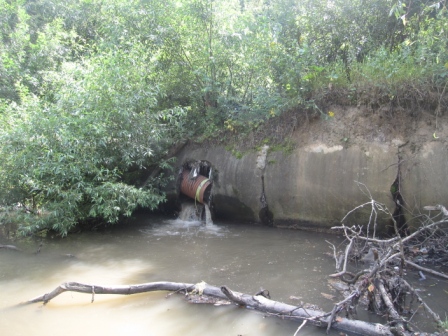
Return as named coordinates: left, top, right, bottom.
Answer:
left=232, top=150, right=244, bottom=159
left=268, top=141, right=295, bottom=156
left=0, top=0, right=447, bottom=235
left=0, top=39, right=186, bottom=235
left=441, top=315, right=448, bottom=330
left=0, top=1, right=80, bottom=101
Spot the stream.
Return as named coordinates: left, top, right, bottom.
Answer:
left=0, top=215, right=446, bottom=336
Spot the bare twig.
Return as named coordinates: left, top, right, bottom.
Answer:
left=331, top=225, right=400, bottom=244
left=329, top=231, right=355, bottom=278
left=326, top=240, right=341, bottom=271
left=293, top=320, right=307, bottom=336
left=340, top=201, right=372, bottom=224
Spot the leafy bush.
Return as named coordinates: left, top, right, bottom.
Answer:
left=0, top=42, right=185, bottom=236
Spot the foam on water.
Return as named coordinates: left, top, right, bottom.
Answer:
left=142, top=201, right=220, bottom=237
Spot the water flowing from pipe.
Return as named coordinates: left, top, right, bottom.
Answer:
left=204, top=203, right=213, bottom=226
left=178, top=203, right=201, bottom=222
left=178, top=202, right=213, bottom=226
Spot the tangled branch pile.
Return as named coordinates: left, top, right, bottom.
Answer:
left=328, top=198, right=448, bottom=335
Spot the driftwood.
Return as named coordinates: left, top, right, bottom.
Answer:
left=0, top=244, right=20, bottom=251
left=24, top=280, right=393, bottom=336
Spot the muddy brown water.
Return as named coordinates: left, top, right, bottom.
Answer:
left=0, top=215, right=446, bottom=336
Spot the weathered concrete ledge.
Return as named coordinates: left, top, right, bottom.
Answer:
left=169, top=139, right=448, bottom=231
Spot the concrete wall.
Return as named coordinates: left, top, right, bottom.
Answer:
left=401, top=142, right=448, bottom=229
left=264, top=143, right=397, bottom=228
left=173, top=140, right=448, bottom=231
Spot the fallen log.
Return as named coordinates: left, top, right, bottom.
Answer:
left=0, top=244, right=21, bottom=251
left=24, top=280, right=394, bottom=336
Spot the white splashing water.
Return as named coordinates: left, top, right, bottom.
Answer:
left=178, top=202, right=213, bottom=226
left=178, top=202, right=202, bottom=222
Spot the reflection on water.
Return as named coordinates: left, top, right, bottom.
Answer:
left=1, top=215, right=445, bottom=335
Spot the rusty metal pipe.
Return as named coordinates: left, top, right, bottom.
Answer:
left=180, top=170, right=212, bottom=204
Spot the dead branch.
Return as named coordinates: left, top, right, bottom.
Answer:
left=328, top=190, right=448, bottom=334
left=401, top=279, right=442, bottom=326
left=329, top=226, right=357, bottom=278
left=378, top=279, right=402, bottom=321
left=327, top=290, right=360, bottom=333
left=331, top=224, right=400, bottom=244
left=423, top=205, right=448, bottom=217
left=403, top=259, right=448, bottom=280
left=24, top=280, right=394, bottom=336
left=377, top=279, right=406, bottom=335
left=326, top=240, right=342, bottom=271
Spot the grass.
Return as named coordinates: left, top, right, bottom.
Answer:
left=441, top=316, right=448, bottom=330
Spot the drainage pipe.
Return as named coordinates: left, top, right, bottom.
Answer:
left=180, top=170, right=212, bottom=204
